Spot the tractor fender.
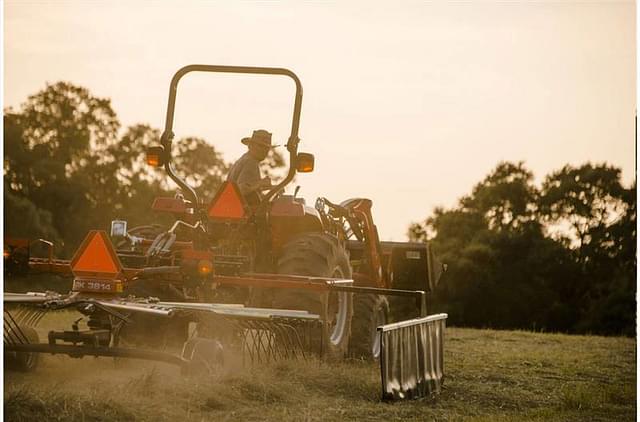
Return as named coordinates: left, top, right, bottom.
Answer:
left=270, top=196, right=323, bottom=252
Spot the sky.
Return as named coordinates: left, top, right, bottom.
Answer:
left=3, top=1, right=636, bottom=240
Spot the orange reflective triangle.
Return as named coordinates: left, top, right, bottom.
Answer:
left=70, top=231, right=122, bottom=278
left=207, top=181, right=247, bottom=220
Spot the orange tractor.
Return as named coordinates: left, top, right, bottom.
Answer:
left=4, top=65, right=446, bottom=399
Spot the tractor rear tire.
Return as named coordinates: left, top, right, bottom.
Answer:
left=272, top=233, right=353, bottom=360
left=5, top=325, right=40, bottom=372
left=349, top=294, right=389, bottom=360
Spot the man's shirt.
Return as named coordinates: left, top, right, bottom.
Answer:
left=227, top=152, right=261, bottom=196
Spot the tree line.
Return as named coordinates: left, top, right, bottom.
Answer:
left=410, top=162, right=636, bottom=336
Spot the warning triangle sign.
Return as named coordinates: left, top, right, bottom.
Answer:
left=70, top=230, right=122, bottom=279
left=207, top=181, right=248, bottom=220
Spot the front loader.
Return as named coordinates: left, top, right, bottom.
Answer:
left=4, top=65, right=447, bottom=400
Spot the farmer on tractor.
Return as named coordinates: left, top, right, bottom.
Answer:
left=227, top=129, right=276, bottom=204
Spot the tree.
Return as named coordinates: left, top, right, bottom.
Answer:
left=5, top=82, right=119, bottom=188
left=463, top=161, right=539, bottom=232
left=3, top=186, right=60, bottom=243
left=407, top=222, right=427, bottom=242
left=537, top=163, right=635, bottom=335
left=539, top=163, right=628, bottom=261
left=172, top=136, right=228, bottom=201
left=411, top=162, right=564, bottom=329
left=260, top=149, right=287, bottom=184
left=4, top=82, right=121, bottom=255
left=407, top=161, right=630, bottom=334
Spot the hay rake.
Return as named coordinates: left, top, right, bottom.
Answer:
left=4, top=292, right=322, bottom=370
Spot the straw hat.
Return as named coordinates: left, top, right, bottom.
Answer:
left=241, top=129, right=279, bottom=148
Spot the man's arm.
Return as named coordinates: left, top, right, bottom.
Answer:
left=236, top=163, right=271, bottom=195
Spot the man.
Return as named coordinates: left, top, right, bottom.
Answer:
left=227, top=129, right=277, bottom=203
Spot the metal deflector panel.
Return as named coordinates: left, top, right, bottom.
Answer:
left=378, top=313, right=447, bottom=400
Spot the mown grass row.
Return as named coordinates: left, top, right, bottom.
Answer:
left=4, top=327, right=636, bottom=421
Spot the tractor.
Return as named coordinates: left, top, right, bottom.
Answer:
left=98, top=65, right=444, bottom=359
left=5, top=66, right=447, bottom=399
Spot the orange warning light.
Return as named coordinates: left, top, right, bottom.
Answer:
left=147, top=154, right=160, bottom=167
left=207, top=181, right=248, bottom=220
left=145, top=146, right=165, bottom=167
left=198, top=259, right=213, bottom=276
left=70, top=230, right=123, bottom=279
left=296, top=152, right=315, bottom=173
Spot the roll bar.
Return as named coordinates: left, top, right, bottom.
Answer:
left=159, top=64, right=304, bottom=207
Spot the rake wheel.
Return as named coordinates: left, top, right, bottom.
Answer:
left=5, top=325, right=40, bottom=372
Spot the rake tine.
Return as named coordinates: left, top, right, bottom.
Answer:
left=254, top=322, right=269, bottom=364
left=249, top=321, right=263, bottom=364
left=290, top=321, right=308, bottom=360
left=23, top=309, right=36, bottom=326
left=270, top=321, right=284, bottom=359
left=3, top=317, right=16, bottom=344
left=11, top=307, right=28, bottom=326
left=4, top=323, right=23, bottom=345
left=267, top=323, right=277, bottom=362
left=272, top=321, right=292, bottom=360
left=254, top=321, right=270, bottom=363
left=257, top=321, right=272, bottom=364
left=258, top=321, right=275, bottom=364
left=3, top=310, right=22, bottom=343
left=4, top=310, right=29, bottom=344
left=244, top=321, right=258, bottom=364
left=285, top=324, right=301, bottom=360
left=234, top=319, right=249, bottom=366
left=23, top=308, right=38, bottom=325
left=24, top=309, right=43, bottom=327
left=284, top=322, right=304, bottom=360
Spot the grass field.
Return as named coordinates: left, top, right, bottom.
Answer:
left=3, top=312, right=636, bottom=421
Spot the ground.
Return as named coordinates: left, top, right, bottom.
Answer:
left=3, top=313, right=636, bottom=422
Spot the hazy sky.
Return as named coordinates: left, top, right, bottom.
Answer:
left=4, top=1, right=636, bottom=240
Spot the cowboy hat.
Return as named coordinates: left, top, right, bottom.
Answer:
left=241, top=129, right=279, bottom=148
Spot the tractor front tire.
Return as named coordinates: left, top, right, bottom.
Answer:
left=272, top=233, right=353, bottom=360
left=349, top=294, right=389, bottom=360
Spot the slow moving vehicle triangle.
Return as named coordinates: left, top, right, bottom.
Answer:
left=208, top=181, right=247, bottom=220
left=70, top=230, right=122, bottom=278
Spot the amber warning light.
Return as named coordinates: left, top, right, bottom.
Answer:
left=296, top=152, right=315, bottom=173
left=207, top=181, right=248, bottom=220
left=146, top=146, right=166, bottom=167
left=198, top=259, right=213, bottom=276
